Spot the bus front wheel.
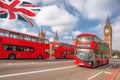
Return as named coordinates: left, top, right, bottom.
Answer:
left=8, top=54, right=15, bottom=60
left=38, top=55, right=43, bottom=59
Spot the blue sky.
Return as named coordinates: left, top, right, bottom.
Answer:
left=0, top=0, right=120, bottom=51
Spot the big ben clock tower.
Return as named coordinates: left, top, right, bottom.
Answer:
left=104, top=17, right=112, bottom=56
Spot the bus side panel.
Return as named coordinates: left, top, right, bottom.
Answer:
left=34, top=43, right=49, bottom=59
left=0, top=37, right=50, bottom=59
left=65, top=46, right=75, bottom=59
left=41, top=44, right=50, bottom=59
left=53, top=47, right=63, bottom=59
left=53, top=47, right=75, bottom=59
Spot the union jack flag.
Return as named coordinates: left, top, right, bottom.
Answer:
left=0, top=0, right=40, bottom=26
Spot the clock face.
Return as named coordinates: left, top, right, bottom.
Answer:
left=105, top=29, right=109, bottom=33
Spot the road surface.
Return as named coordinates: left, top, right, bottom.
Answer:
left=0, top=59, right=120, bottom=80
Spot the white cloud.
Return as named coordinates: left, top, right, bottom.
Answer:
left=0, top=19, right=37, bottom=36
left=68, top=0, right=86, bottom=13
left=69, top=0, right=120, bottom=20
left=46, top=31, right=53, bottom=36
left=35, top=5, right=77, bottom=32
left=85, top=0, right=111, bottom=20
left=49, top=37, right=54, bottom=42
left=0, top=19, right=25, bottom=30
left=91, top=23, right=105, bottom=38
left=112, top=16, right=120, bottom=50
left=20, top=28, right=27, bottom=33
left=63, top=36, right=72, bottom=39
left=0, top=19, right=17, bottom=28
left=72, top=30, right=82, bottom=37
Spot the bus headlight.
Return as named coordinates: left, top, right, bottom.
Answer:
left=88, top=62, right=92, bottom=65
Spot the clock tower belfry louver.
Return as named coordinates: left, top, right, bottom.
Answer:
left=104, top=17, right=112, bottom=56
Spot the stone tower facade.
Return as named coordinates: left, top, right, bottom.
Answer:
left=104, top=17, right=112, bottom=56
left=72, top=36, right=76, bottom=45
left=38, top=30, right=46, bottom=38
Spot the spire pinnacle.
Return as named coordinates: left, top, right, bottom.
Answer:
left=106, top=16, right=110, bottom=26
left=54, top=30, right=58, bottom=42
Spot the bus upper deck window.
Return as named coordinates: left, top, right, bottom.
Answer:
left=0, top=31, right=4, bottom=36
left=19, top=35, right=24, bottom=39
left=31, top=37, right=37, bottom=42
left=44, top=40, right=49, bottom=44
left=24, top=36, right=30, bottom=41
left=38, top=38, right=42, bottom=43
left=13, top=34, right=19, bottom=38
left=4, top=32, right=9, bottom=37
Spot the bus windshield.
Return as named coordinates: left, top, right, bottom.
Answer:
left=76, top=49, right=93, bottom=61
left=77, top=36, right=94, bottom=41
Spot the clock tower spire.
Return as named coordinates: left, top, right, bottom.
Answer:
left=106, top=16, right=110, bottom=26
left=104, top=17, right=112, bottom=56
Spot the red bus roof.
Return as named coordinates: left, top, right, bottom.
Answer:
left=53, top=42, right=73, bottom=45
left=52, top=42, right=74, bottom=48
left=77, top=33, right=108, bottom=44
left=0, top=28, right=48, bottom=40
left=77, top=33, right=96, bottom=37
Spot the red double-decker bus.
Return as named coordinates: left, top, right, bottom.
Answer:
left=0, top=28, right=49, bottom=59
left=52, top=42, right=75, bottom=59
left=74, top=33, right=109, bottom=68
